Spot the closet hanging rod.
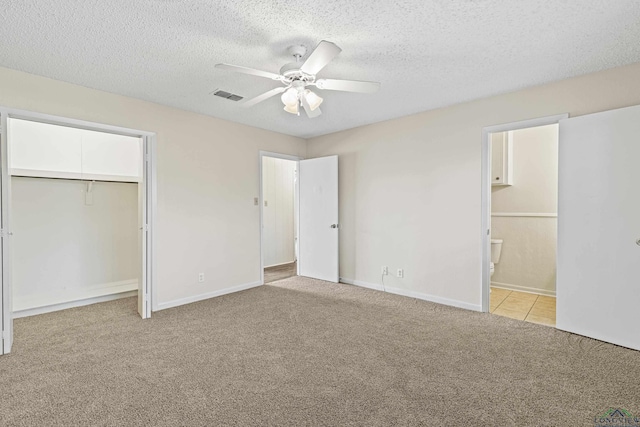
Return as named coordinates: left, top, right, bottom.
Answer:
left=10, top=170, right=140, bottom=184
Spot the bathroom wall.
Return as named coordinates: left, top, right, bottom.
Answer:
left=491, top=124, right=558, bottom=295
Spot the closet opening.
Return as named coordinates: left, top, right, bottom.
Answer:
left=2, top=113, right=154, bottom=352
left=9, top=117, right=145, bottom=320
left=260, top=152, right=300, bottom=284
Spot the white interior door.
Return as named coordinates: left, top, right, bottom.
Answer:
left=137, top=137, right=150, bottom=319
left=298, top=155, right=339, bottom=282
left=1, top=113, right=12, bottom=354
left=557, top=104, right=640, bottom=351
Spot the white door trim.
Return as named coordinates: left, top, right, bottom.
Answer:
left=1, top=112, right=10, bottom=354
left=0, top=106, right=157, bottom=353
left=480, top=113, right=568, bottom=313
left=259, top=151, right=303, bottom=285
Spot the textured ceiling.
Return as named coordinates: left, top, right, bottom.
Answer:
left=1, top=1, right=640, bottom=138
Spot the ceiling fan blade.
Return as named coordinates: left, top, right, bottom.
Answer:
left=301, top=96, right=322, bottom=118
left=243, top=87, right=286, bottom=108
left=315, top=78, right=380, bottom=93
left=300, top=41, right=342, bottom=75
left=215, top=63, right=281, bottom=80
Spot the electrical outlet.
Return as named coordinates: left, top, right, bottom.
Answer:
left=382, top=266, right=388, bottom=275
left=198, top=273, right=205, bottom=283
left=397, top=269, right=404, bottom=278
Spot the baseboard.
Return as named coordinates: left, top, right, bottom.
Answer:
left=340, top=278, right=384, bottom=291
left=13, top=279, right=138, bottom=314
left=340, top=278, right=482, bottom=312
left=491, top=281, right=556, bottom=297
left=13, top=290, right=138, bottom=318
left=155, top=281, right=263, bottom=311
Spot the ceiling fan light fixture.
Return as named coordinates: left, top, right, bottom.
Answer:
left=304, top=89, right=323, bottom=111
left=281, top=87, right=299, bottom=107
left=283, top=102, right=299, bottom=115
left=218, top=40, right=380, bottom=118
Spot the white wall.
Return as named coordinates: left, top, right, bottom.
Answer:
left=491, top=125, right=558, bottom=295
left=262, top=156, right=296, bottom=267
left=11, top=177, right=138, bottom=312
left=306, top=62, right=640, bottom=310
left=0, top=65, right=306, bottom=310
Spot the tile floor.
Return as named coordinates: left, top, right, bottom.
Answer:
left=490, top=287, right=556, bottom=326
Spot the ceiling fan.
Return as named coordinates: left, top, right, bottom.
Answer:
left=215, top=40, right=380, bottom=118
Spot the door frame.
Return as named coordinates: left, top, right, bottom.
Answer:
left=0, top=106, right=157, bottom=354
left=480, top=113, right=568, bottom=313
left=259, top=151, right=303, bottom=284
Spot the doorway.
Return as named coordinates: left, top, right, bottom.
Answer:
left=481, top=114, right=567, bottom=325
left=259, top=152, right=340, bottom=285
left=0, top=108, right=156, bottom=355
left=261, top=153, right=299, bottom=283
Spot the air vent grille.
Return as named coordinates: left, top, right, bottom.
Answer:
left=212, top=90, right=243, bottom=101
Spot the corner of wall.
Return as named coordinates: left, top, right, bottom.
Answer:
left=303, top=137, right=311, bottom=159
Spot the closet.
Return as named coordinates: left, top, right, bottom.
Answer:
left=9, top=118, right=142, bottom=317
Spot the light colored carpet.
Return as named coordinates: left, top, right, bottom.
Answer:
left=264, top=261, right=297, bottom=284
left=1, top=276, right=639, bottom=426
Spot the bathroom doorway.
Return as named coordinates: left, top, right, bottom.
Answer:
left=481, top=114, right=566, bottom=326
left=260, top=152, right=299, bottom=284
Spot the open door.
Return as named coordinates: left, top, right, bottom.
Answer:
left=557, top=105, right=640, bottom=351
left=298, top=155, right=339, bottom=282
left=137, top=136, right=151, bottom=319
left=1, top=113, right=12, bottom=354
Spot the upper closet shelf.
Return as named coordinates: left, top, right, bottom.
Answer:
left=8, top=118, right=142, bottom=183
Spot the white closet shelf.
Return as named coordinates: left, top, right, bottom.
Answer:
left=11, top=168, right=141, bottom=183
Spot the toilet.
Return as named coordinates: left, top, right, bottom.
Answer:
left=490, top=239, right=503, bottom=277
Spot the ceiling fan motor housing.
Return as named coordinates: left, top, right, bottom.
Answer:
left=280, top=63, right=314, bottom=82
left=280, top=45, right=314, bottom=82
left=279, top=62, right=301, bottom=76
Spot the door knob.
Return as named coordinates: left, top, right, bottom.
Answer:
left=636, top=238, right=640, bottom=246
left=330, top=224, right=339, bottom=229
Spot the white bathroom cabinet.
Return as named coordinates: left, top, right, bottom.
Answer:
left=491, top=131, right=513, bottom=186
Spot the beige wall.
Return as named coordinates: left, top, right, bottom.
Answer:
left=306, top=62, right=640, bottom=310
left=491, top=125, right=558, bottom=295
left=0, top=66, right=306, bottom=309
left=4, top=60, right=640, bottom=312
